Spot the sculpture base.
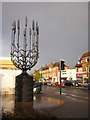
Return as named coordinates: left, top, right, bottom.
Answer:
left=15, top=72, right=33, bottom=102
left=14, top=101, right=33, bottom=116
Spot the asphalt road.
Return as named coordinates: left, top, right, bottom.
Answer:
left=42, top=85, right=88, bottom=100
left=40, top=85, right=88, bottom=118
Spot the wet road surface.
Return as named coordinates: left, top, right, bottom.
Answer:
left=42, top=85, right=88, bottom=100
left=41, top=85, right=88, bottom=118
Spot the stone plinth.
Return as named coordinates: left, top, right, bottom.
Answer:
left=15, top=72, right=33, bottom=102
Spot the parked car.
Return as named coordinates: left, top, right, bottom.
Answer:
left=88, top=83, right=90, bottom=90
left=77, top=80, right=83, bottom=86
left=33, top=81, right=42, bottom=94
left=39, top=81, right=47, bottom=85
left=64, top=80, right=73, bottom=86
left=47, top=81, right=52, bottom=86
left=71, top=80, right=79, bottom=87
left=39, top=80, right=43, bottom=85
left=43, top=81, right=47, bottom=85
left=33, top=86, right=40, bottom=94
left=61, top=82, right=64, bottom=87
left=55, top=81, right=64, bottom=87
left=83, top=81, right=90, bottom=88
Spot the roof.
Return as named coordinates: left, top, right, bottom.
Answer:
left=75, top=63, right=82, bottom=67
left=80, top=52, right=90, bottom=61
left=42, top=66, right=49, bottom=70
left=53, top=62, right=59, bottom=67
left=0, top=57, right=17, bottom=69
left=40, top=61, right=69, bottom=71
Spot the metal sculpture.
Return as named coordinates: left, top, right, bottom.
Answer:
left=11, top=16, right=39, bottom=72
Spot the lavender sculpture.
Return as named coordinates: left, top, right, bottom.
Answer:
left=11, top=16, right=39, bottom=72
left=10, top=17, right=39, bottom=102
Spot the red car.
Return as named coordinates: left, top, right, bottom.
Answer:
left=55, top=82, right=64, bottom=87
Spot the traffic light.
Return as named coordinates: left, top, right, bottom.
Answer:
left=61, top=60, right=65, bottom=70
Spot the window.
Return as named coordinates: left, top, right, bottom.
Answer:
left=87, top=58, right=89, bottom=62
left=53, top=72, right=56, bottom=76
left=88, top=65, right=90, bottom=73
left=78, top=68, right=82, bottom=72
left=49, top=68, right=51, bottom=73
left=86, top=58, right=90, bottom=62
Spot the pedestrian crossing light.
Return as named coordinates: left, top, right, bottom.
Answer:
left=61, top=60, right=65, bottom=70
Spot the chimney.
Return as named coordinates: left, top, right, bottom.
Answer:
left=50, top=61, right=53, bottom=68
left=40, top=65, right=43, bottom=70
left=51, top=61, right=53, bottom=65
left=45, top=64, right=47, bottom=67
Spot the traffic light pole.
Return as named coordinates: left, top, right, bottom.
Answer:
left=60, top=69, right=61, bottom=95
left=59, top=61, right=61, bottom=95
left=59, top=60, right=65, bottom=95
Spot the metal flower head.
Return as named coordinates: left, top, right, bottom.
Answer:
left=10, top=17, right=39, bottom=72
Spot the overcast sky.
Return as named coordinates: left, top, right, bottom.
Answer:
left=1, top=2, right=88, bottom=73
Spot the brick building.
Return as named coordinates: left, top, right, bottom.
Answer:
left=75, top=52, right=90, bottom=82
left=39, top=62, right=60, bottom=84
left=34, top=61, right=74, bottom=84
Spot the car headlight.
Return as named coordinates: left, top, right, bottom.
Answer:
left=33, top=88, right=37, bottom=92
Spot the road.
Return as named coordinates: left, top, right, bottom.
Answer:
left=40, top=85, right=88, bottom=118
left=42, top=85, right=88, bottom=100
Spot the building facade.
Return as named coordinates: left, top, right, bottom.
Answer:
left=75, top=52, right=90, bottom=82
left=0, top=57, right=22, bottom=95
left=61, top=69, right=76, bottom=81
left=39, top=62, right=60, bottom=84
left=34, top=61, right=76, bottom=84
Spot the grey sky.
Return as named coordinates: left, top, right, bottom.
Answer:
left=2, top=2, right=88, bottom=73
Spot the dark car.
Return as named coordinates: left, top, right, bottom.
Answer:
left=71, top=80, right=79, bottom=87
left=83, top=81, right=90, bottom=87
left=43, top=81, right=47, bottom=85
left=77, top=80, right=83, bottom=86
left=47, top=81, right=52, bottom=86
left=64, top=80, right=73, bottom=86
left=33, top=81, right=42, bottom=93
left=82, top=82, right=90, bottom=90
